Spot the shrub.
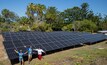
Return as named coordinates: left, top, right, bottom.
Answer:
left=39, top=22, right=47, bottom=31
left=74, top=20, right=97, bottom=32
left=1, top=27, right=9, bottom=32
left=19, top=25, right=28, bottom=31
left=62, top=24, right=72, bottom=31
left=31, top=22, right=40, bottom=31
left=52, top=22, right=65, bottom=31
left=79, top=19, right=97, bottom=32
left=45, top=27, right=53, bottom=32
left=31, top=22, right=53, bottom=32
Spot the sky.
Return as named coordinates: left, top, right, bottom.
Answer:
left=0, top=0, right=107, bottom=17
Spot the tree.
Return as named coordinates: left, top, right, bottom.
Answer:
left=19, top=16, right=29, bottom=25
left=26, top=3, right=36, bottom=25
left=1, top=9, right=10, bottom=22
left=0, top=14, right=5, bottom=32
left=100, top=15, right=107, bottom=30
left=81, top=3, right=89, bottom=19
left=75, top=20, right=97, bottom=32
left=0, top=14, right=5, bottom=22
left=26, top=3, right=46, bottom=22
left=45, top=7, right=58, bottom=23
left=1, top=9, right=19, bottom=22
left=87, top=10, right=94, bottom=20
left=36, top=4, right=46, bottom=21
left=1, top=9, right=19, bottom=32
left=63, top=7, right=81, bottom=23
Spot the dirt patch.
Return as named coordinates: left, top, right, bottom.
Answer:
left=50, top=57, right=75, bottom=65
left=90, top=57, right=107, bottom=65
left=0, top=34, right=11, bottom=65
left=0, top=34, right=10, bottom=64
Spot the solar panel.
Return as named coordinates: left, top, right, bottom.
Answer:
left=48, top=42, right=59, bottom=49
left=37, top=39, right=46, bottom=44
left=42, top=44, right=53, bottom=51
left=82, top=34, right=106, bottom=43
left=13, top=40, right=24, bottom=47
left=2, top=31, right=107, bottom=64
left=3, top=41, right=14, bottom=49
left=7, top=53, right=18, bottom=59
left=6, top=48, right=16, bottom=54
left=21, top=40, right=32, bottom=45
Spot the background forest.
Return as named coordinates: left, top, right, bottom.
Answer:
left=0, top=3, right=107, bottom=32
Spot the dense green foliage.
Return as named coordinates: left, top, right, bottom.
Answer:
left=0, top=3, right=107, bottom=32
left=31, top=22, right=53, bottom=32
left=74, top=20, right=97, bottom=32
left=62, top=24, right=72, bottom=31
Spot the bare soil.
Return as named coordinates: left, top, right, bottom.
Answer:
left=0, top=35, right=11, bottom=65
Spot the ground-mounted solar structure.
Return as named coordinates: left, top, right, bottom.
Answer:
left=2, top=31, right=107, bottom=64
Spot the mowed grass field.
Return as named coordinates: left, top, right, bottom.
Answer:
left=0, top=41, right=107, bottom=65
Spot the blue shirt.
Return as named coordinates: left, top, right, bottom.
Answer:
left=18, top=52, right=24, bottom=58
left=28, top=48, right=32, bottom=55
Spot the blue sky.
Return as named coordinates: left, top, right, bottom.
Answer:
left=0, top=0, right=107, bottom=17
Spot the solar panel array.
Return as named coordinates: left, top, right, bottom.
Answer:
left=2, top=31, right=107, bottom=60
left=82, top=33, right=106, bottom=43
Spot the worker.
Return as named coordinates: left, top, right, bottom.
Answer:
left=26, top=46, right=33, bottom=64
left=33, top=48, right=46, bottom=60
left=14, top=49, right=27, bottom=65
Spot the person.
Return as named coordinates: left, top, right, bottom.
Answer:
left=26, top=46, right=33, bottom=64
left=33, top=48, right=46, bottom=60
left=14, top=49, right=27, bottom=65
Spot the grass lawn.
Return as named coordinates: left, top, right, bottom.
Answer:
left=1, top=41, right=107, bottom=65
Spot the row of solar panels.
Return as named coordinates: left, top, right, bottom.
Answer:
left=3, top=38, right=87, bottom=59
left=2, top=31, right=107, bottom=60
left=3, top=32, right=87, bottom=60
left=82, top=33, right=107, bottom=43
left=2, top=31, right=90, bottom=38
left=3, top=31, right=90, bottom=41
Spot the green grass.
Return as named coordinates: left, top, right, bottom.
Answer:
left=0, top=62, right=3, bottom=65
left=1, top=41, right=107, bottom=65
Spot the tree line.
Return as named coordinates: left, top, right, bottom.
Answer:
left=0, top=2, right=107, bottom=32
